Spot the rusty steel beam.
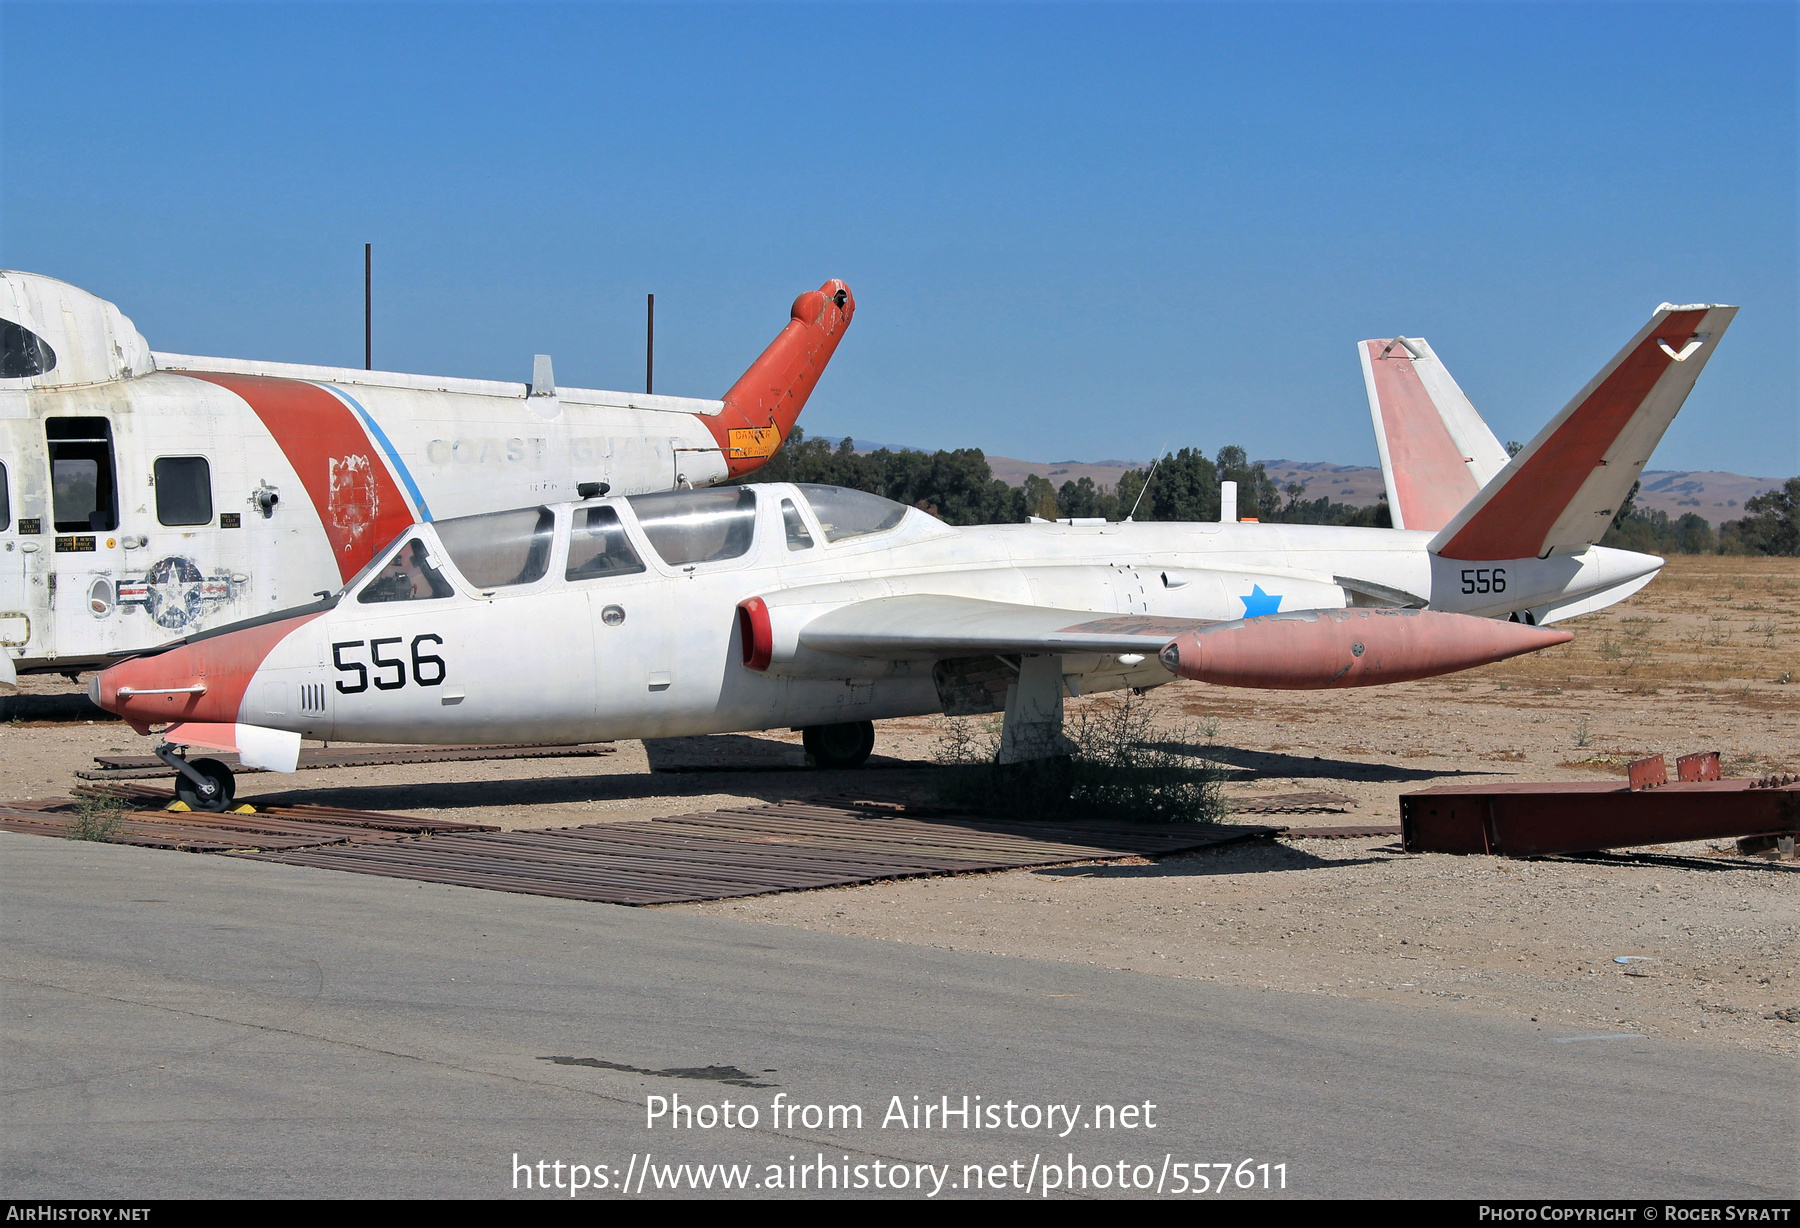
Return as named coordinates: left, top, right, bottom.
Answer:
left=1401, top=777, right=1799, bottom=857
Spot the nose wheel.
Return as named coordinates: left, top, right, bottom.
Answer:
left=801, top=720, right=876, bottom=769
left=155, top=744, right=236, bottom=812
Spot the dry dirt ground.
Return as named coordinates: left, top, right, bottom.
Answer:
left=2, top=555, right=1795, bottom=1054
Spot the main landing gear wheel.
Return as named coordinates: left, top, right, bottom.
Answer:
left=172, top=757, right=236, bottom=812
left=802, top=721, right=876, bottom=769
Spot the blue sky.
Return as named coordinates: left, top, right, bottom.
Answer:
left=3, top=2, right=1793, bottom=475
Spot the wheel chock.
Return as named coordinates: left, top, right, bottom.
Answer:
left=166, top=800, right=191, bottom=812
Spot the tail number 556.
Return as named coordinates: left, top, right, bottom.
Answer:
left=334, top=635, right=447, bottom=693
left=1460, top=567, right=1506, bottom=595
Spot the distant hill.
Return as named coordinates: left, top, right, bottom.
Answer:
left=811, top=430, right=1783, bottom=529
left=980, top=454, right=1783, bottom=528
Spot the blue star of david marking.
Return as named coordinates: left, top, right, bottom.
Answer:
left=1239, top=584, right=1282, bottom=617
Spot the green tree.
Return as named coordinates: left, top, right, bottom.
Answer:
left=1138, top=448, right=1220, bottom=521
left=1719, top=477, right=1799, bottom=556
left=1021, top=473, right=1061, bottom=520
left=1213, top=446, right=1283, bottom=519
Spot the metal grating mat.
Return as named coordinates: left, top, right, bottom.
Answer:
left=230, top=802, right=1280, bottom=905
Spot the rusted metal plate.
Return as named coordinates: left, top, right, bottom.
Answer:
left=0, top=791, right=498, bottom=852
left=1628, top=755, right=1668, bottom=791
left=1401, top=778, right=1800, bottom=857
left=78, top=742, right=615, bottom=780
left=231, top=802, right=1278, bottom=905
left=1676, top=751, right=1721, bottom=783
left=1, top=790, right=1273, bottom=903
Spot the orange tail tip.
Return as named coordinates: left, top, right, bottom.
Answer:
left=708, top=279, right=855, bottom=476
left=1157, top=607, right=1571, bottom=690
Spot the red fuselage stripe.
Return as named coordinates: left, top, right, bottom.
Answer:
left=180, top=372, right=418, bottom=581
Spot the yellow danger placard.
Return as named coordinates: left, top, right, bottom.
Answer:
left=728, top=426, right=781, bottom=458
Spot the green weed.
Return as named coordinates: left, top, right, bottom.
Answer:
left=934, top=694, right=1223, bottom=825
left=68, top=794, right=128, bottom=842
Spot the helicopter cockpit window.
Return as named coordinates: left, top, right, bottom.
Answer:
left=795, top=484, right=907, bottom=542
left=627, top=488, right=757, bottom=566
left=358, top=537, right=454, bottom=604
left=154, top=456, right=213, bottom=527
left=780, top=498, right=814, bottom=550
left=566, top=506, right=646, bottom=581
left=433, top=506, right=556, bottom=589
left=1, top=320, right=55, bottom=379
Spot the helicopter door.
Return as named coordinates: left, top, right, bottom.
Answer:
left=0, top=460, right=30, bottom=668
left=45, top=417, right=126, bottom=666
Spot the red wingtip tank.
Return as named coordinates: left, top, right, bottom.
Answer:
left=1156, top=608, right=1572, bottom=690
left=706, top=279, right=856, bottom=476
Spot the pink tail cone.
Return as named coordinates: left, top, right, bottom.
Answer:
left=1157, top=608, right=1572, bottom=689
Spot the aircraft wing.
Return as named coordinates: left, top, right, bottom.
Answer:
left=794, top=595, right=1211, bottom=659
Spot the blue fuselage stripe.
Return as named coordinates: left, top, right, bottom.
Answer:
left=317, top=384, right=434, bottom=522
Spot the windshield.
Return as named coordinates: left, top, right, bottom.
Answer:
left=358, top=536, right=454, bottom=603
left=566, top=505, right=646, bottom=580
left=796, top=484, right=907, bottom=542
left=433, top=506, right=556, bottom=588
left=627, top=488, right=757, bottom=566
left=1, top=319, right=55, bottom=379
left=780, top=498, right=814, bottom=550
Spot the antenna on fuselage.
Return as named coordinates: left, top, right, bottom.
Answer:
left=646, top=293, right=655, bottom=394
left=1125, top=443, right=1168, bottom=522
left=364, top=243, right=372, bottom=370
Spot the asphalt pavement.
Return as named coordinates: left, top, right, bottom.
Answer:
left=2, top=833, right=1791, bottom=1199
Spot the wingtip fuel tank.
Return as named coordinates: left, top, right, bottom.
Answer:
left=1156, top=608, right=1572, bottom=689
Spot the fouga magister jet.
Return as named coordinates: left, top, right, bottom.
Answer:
left=94, top=302, right=1734, bottom=810
left=0, top=272, right=853, bottom=687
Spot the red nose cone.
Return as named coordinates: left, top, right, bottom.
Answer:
left=1158, top=608, right=1572, bottom=690
left=95, top=613, right=320, bottom=730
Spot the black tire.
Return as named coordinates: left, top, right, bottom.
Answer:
left=802, top=721, right=875, bottom=769
left=174, top=757, right=235, bottom=812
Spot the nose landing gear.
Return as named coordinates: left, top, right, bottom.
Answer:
left=154, top=743, right=236, bottom=812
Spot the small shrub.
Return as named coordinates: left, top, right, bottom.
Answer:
left=934, top=694, right=1223, bottom=825
left=1574, top=716, right=1591, bottom=748
left=69, top=794, right=128, bottom=842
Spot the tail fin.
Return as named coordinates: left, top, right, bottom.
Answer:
left=1359, top=335, right=1510, bottom=531
left=704, top=279, right=855, bottom=477
left=1430, top=303, right=1736, bottom=561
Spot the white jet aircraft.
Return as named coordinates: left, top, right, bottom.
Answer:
left=0, top=271, right=854, bottom=685
left=94, top=302, right=1735, bottom=810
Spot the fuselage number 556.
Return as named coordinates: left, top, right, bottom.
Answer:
left=1460, top=567, right=1506, bottom=596
left=334, top=636, right=447, bottom=693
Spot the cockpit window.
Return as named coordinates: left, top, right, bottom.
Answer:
left=433, top=506, right=555, bottom=588
left=780, top=498, right=815, bottom=550
left=566, top=506, right=646, bottom=581
left=0, top=320, right=55, bottom=379
left=627, top=488, right=757, bottom=566
left=358, top=536, right=454, bottom=603
left=795, top=484, right=907, bottom=542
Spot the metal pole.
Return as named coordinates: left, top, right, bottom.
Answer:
left=646, top=293, right=654, bottom=395
left=364, top=244, right=372, bottom=370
